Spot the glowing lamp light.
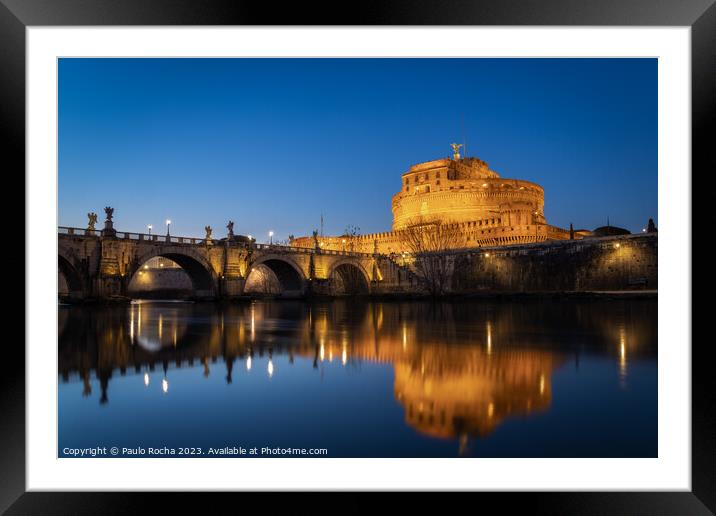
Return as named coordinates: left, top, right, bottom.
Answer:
left=615, top=243, right=621, bottom=248
left=143, top=372, right=149, bottom=387
left=486, top=321, right=493, bottom=355
left=246, top=355, right=252, bottom=371
left=267, top=359, right=274, bottom=378
left=482, top=183, right=488, bottom=187
left=162, top=378, right=168, bottom=393
left=484, top=253, right=490, bottom=258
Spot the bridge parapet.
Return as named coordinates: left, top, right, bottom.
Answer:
left=59, top=227, right=213, bottom=246
left=59, top=226, right=100, bottom=237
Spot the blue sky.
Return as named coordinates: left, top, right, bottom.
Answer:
left=59, top=58, right=657, bottom=241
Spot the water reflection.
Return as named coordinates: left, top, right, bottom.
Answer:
left=58, top=299, right=657, bottom=456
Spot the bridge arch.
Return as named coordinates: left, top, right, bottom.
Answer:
left=58, top=251, right=86, bottom=300
left=129, top=248, right=217, bottom=299
left=327, top=259, right=371, bottom=295
left=248, top=254, right=306, bottom=295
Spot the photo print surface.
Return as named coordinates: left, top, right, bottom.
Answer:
left=58, top=58, right=657, bottom=458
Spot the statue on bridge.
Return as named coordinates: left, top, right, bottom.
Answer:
left=226, top=220, right=234, bottom=239
left=205, top=225, right=213, bottom=240
left=102, top=206, right=116, bottom=236
left=87, top=212, right=98, bottom=231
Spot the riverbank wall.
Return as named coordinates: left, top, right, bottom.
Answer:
left=449, top=233, right=657, bottom=293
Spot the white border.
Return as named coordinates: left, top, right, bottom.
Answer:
left=27, top=27, right=691, bottom=491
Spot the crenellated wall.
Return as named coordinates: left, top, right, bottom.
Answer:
left=291, top=222, right=572, bottom=255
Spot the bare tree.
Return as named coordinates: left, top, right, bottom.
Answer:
left=399, top=219, right=463, bottom=295
left=341, top=224, right=361, bottom=252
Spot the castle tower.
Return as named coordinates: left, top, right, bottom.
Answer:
left=391, top=146, right=546, bottom=231
left=290, top=144, right=572, bottom=253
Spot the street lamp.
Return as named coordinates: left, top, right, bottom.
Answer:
left=147, top=224, right=152, bottom=236
left=165, top=219, right=171, bottom=236
left=268, top=230, right=274, bottom=245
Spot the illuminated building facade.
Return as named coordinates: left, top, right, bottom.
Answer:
left=291, top=145, right=577, bottom=253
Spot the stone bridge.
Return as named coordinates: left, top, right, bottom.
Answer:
left=59, top=210, right=657, bottom=301
left=58, top=223, right=415, bottom=302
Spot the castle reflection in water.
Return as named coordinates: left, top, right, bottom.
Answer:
left=59, top=299, right=656, bottom=446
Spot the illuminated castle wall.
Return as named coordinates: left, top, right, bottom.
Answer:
left=291, top=147, right=575, bottom=253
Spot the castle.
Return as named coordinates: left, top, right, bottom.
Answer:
left=290, top=144, right=583, bottom=254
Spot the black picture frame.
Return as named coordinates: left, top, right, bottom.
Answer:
left=3, top=0, right=710, bottom=512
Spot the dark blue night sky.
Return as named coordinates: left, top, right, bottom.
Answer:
left=58, top=58, right=657, bottom=241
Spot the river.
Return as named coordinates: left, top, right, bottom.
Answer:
left=58, top=298, right=657, bottom=457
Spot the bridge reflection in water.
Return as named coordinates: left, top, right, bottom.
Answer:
left=58, top=299, right=657, bottom=456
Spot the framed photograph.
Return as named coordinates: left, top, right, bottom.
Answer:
left=5, top=0, right=711, bottom=512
